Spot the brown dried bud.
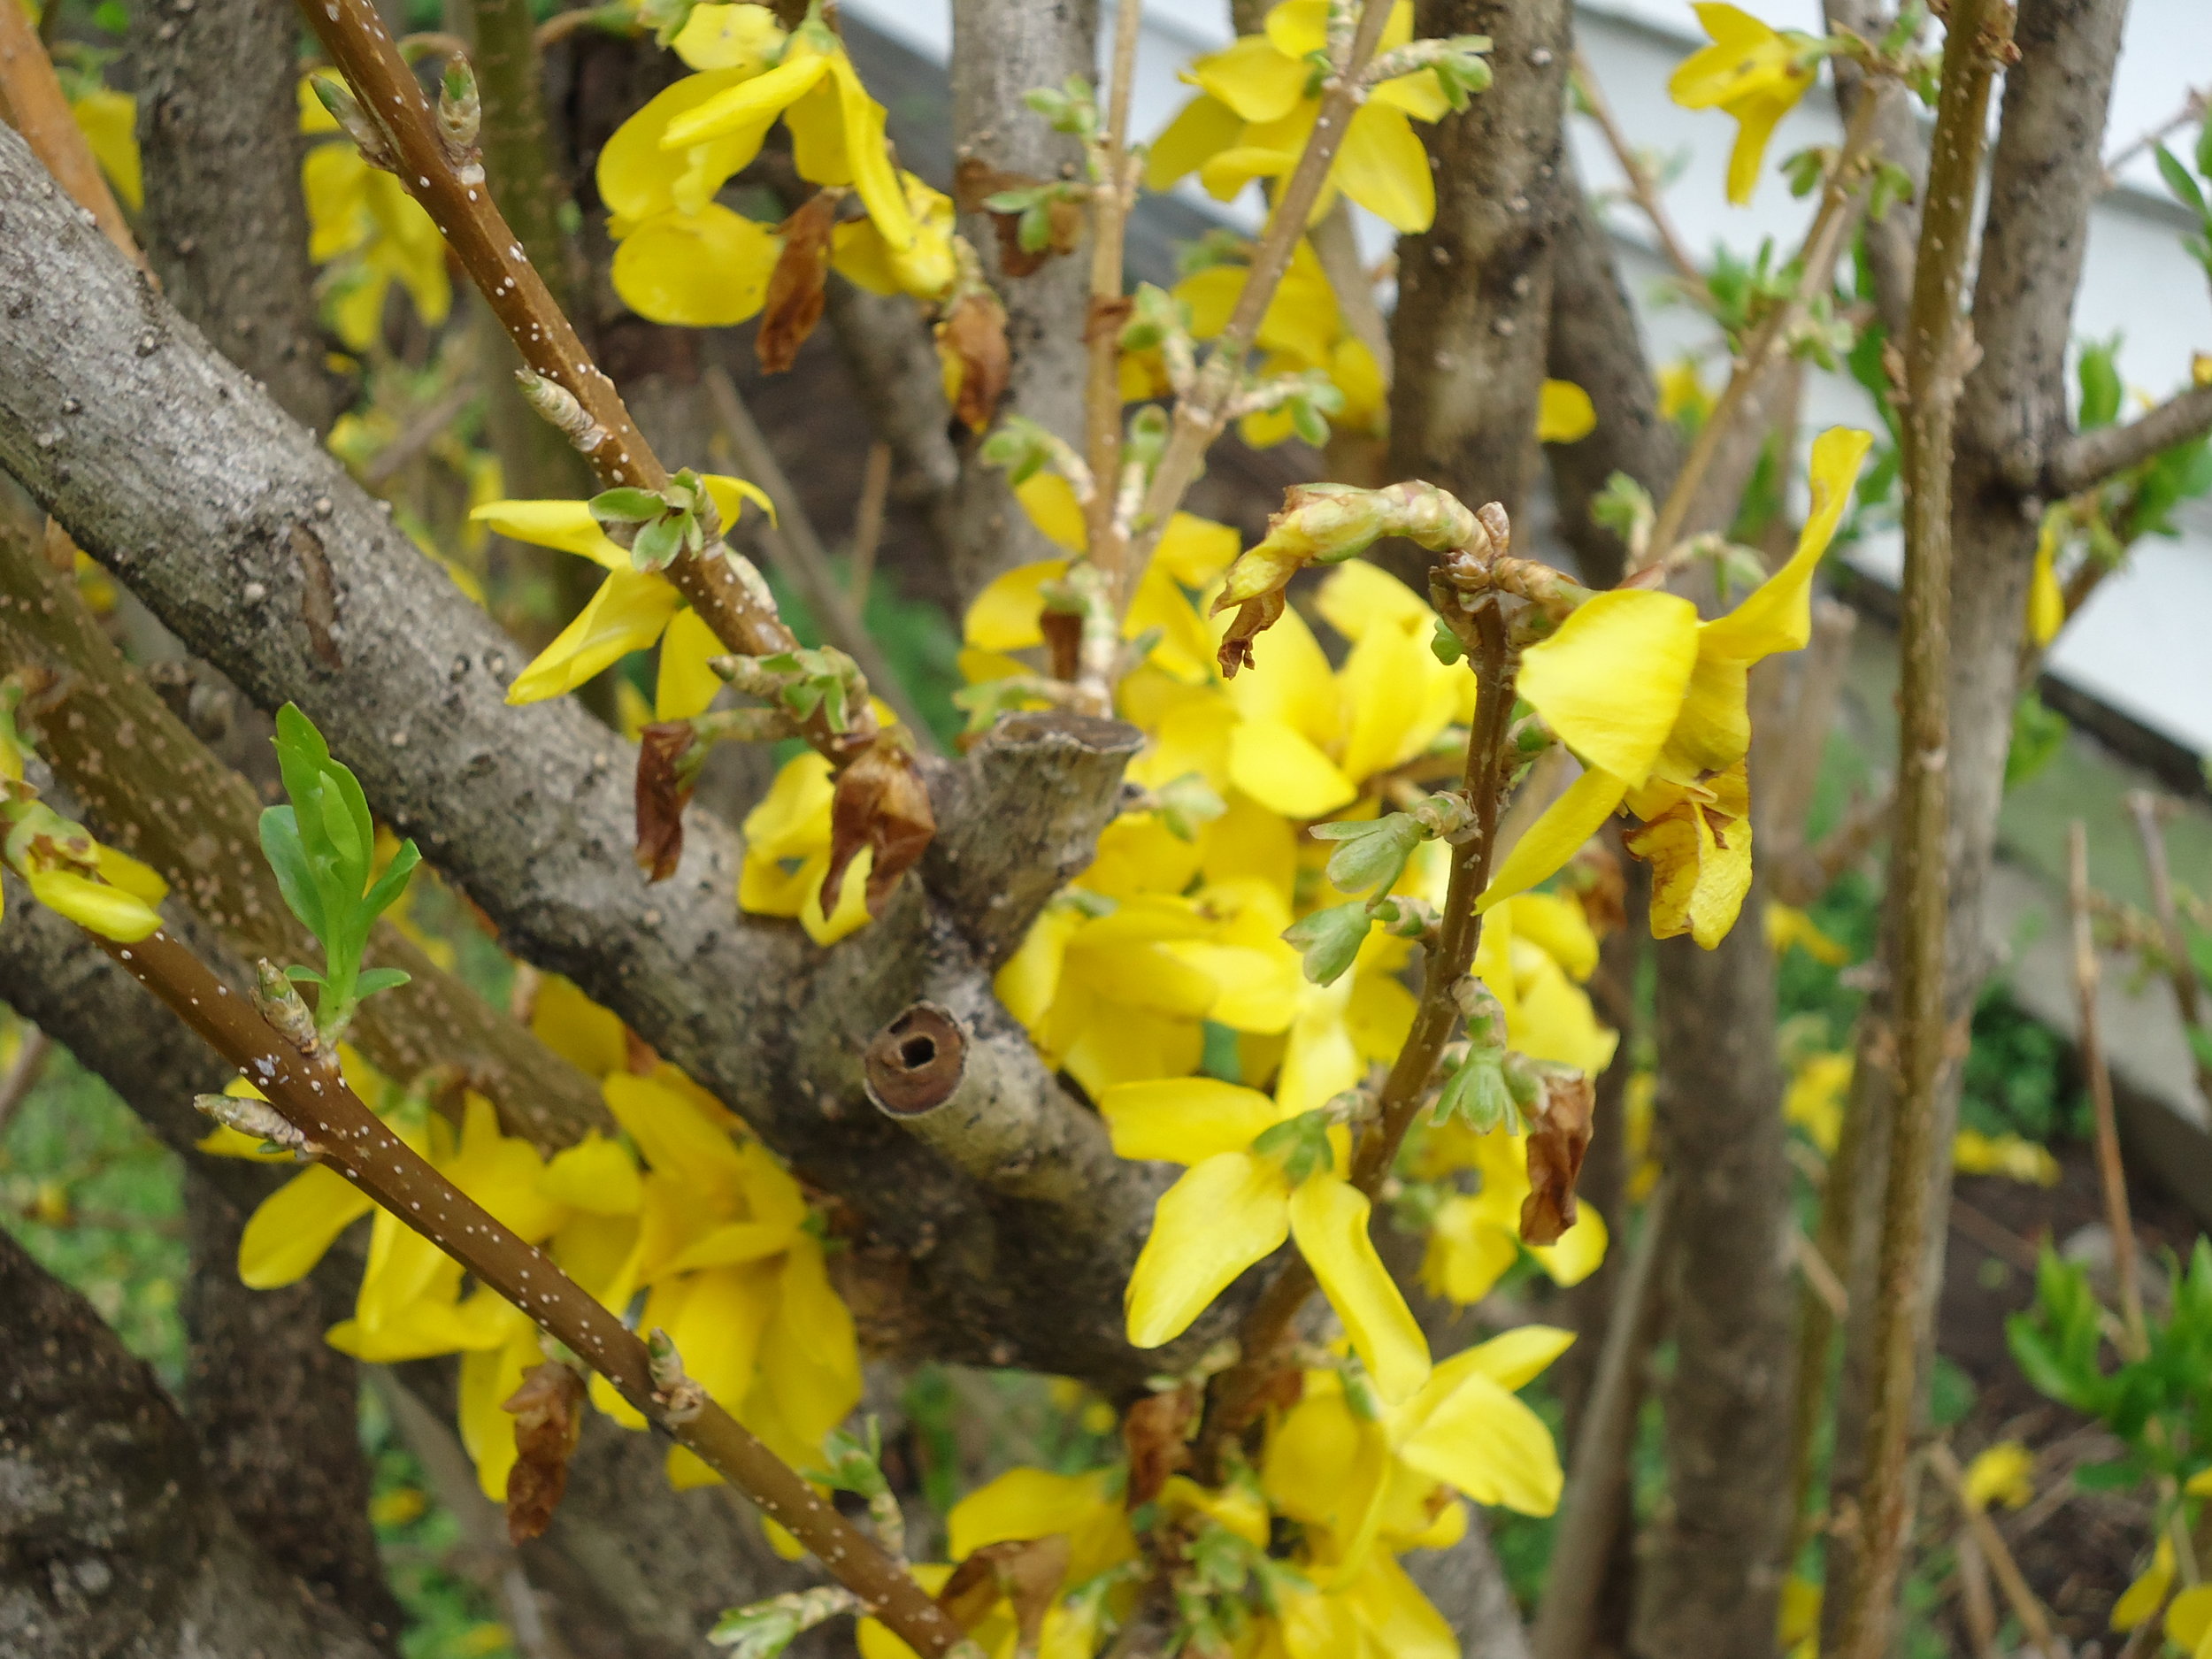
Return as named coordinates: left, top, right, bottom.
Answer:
left=757, top=190, right=840, bottom=374
left=940, top=291, right=1011, bottom=433
left=1518, top=1069, right=1595, bottom=1246
left=935, top=1536, right=1071, bottom=1647
left=1121, top=1387, right=1196, bottom=1509
left=634, top=721, right=698, bottom=883
left=822, top=731, right=937, bottom=918
left=502, top=1359, right=586, bottom=1543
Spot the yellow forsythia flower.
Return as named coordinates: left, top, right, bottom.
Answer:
left=1960, top=1440, right=2035, bottom=1511
left=1669, top=4, right=1819, bottom=206
left=2028, top=510, right=2066, bottom=647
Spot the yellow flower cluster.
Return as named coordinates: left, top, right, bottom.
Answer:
left=1148, top=0, right=1458, bottom=234
left=211, top=979, right=857, bottom=1500
left=599, top=2, right=954, bottom=326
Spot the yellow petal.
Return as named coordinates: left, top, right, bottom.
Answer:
left=1397, top=1368, right=1563, bottom=1516
left=1333, top=103, right=1432, bottom=234
left=655, top=606, right=726, bottom=720
left=1517, top=588, right=1701, bottom=784
left=1288, top=1174, right=1431, bottom=1404
left=95, top=844, right=170, bottom=908
left=1700, top=426, right=1873, bottom=661
left=1156, top=513, right=1242, bottom=588
left=598, top=68, right=764, bottom=224
left=1125, top=1151, right=1291, bottom=1348
left=1959, top=1440, right=2036, bottom=1511
left=540, top=1133, right=644, bottom=1216
left=662, top=47, right=830, bottom=149
left=603, top=1071, right=748, bottom=1197
left=1538, top=380, right=1596, bottom=443
left=2029, top=516, right=2065, bottom=646
left=949, top=1466, right=1137, bottom=1588
left=741, top=750, right=834, bottom=860
left=1506, top=891, right=1599, bottom=981
left=529, top=976, right=630, bottom=1080
left=1014, top=472, right=1088, bottom=553
left=826, top=57, right=915, bottom=252
left=1229, top=719, right=1357, bottom=818
left=506, top=568, right=680, bottom=704
left=2171, top=1586, right=2212, bottom=1655
left=612, top=204, right=779, bottom=327
left=1316, top=560, right=1431, bottom=644
left=469, top=499, right=626, bottom=568
left=1191, top=34, right=1312, bottom=125
left=238, top=1165, right=374, bottom=1287
left=1529, top=1204, right=1609, bottom=1286
left=670, top=3, right=785, bottom=72
left=1477, top=767, right=1630, bottom=913
left=1421, top=1195, right=1521, bottom=1305
left=1099, top=1077, right=1287, bottom=1164
left=1146, top=92, right=1248, bottom=190
left=71, top=88, right=142, bottom=211
left=964, top=557, right=1069, bottom=650
left=25, top=866, right=163, bottom=942
left=2115, top=1538, right=2176, bottom=1631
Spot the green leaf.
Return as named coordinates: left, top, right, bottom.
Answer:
left=2197, top=118, right=2212, bottom=181
left=354, top=966, right=413, bottom=1000
left=359, top=838, right=421, bottom=925
left=1290, top=396, right=1332, bottom=448
left=2003, top=691, right=2068, bottom=791
left=1018, top=202, right=1052, bottom=254
left=272, top=703, right=334, bottom=826
left=630, top=514, right=685, bottom=571
left=1434, top=1048, right=1513, bottom=1133
left=1430, top=617, right=1464, bottom=665
left=588, top=487, right=667, bottom=526
left=257, top=806, right=326, bottom=941
left=1310, top=814, right=1421, bottom=896
left=1283, top=902, right=1371, bottom=987
left=315, top=771, right=367, bottom=885
left=284, top=964, right=328, bottom=987
left=2078, top=337, right=2123, bottom=431
left=2156, top=144, right=2208, bottom=218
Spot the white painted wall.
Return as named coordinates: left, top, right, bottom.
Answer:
left=841, top=0, right=2212, bottom=754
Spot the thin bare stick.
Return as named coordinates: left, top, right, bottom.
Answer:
left=1795, top=1227, right=1849, bottom=1320
left=0, top=1028, right=53, bottom=1145
left=2126, top=789, right=2211, bottom=1102
left=1083, top=0, right=1145, bottom=593
left=1531, top=1182, right=1673, bottom=1659
left=295, top=0, right=863, bottom=747
left=360, top=380, right=480, bottom=488
left=0, top=0, right=142, bottom=267
left=2040, top=382, right=2212, bottom=497
left=2070, top=818, right=2147, bottom=1357
left=1647, top=91, right=1883, bottom=563
left=2102, top=86, right=2208, bottom=186
left=1833, top=8, right=2009, bottom=1651
left=701, top=367, right=938, bottom=749
left=1572, top=51, right=1704, bottom=296
left=1955, top=1530, right=2002, bottom=1659
left=1928, top=1441, right=2064, bottom=1659
left=849, top=442, right=893, bottom=611
left=1119, top=0, right=1398, bottom=600
left=93, top=919, right=973, bottom=1658
left=1197, top=594, right=1518, bottom=1464
left=1770, top=784, right=1893, bottom=906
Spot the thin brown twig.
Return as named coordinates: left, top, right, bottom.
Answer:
left=1571, top=51, right=1704, bottom=297
left=0, top=1028, right=54, bottom=1145
left=2101, top=86, right=2208, bottom=187
left=1530, top=1182, right=1673, bottom=1659
left=1647, top=91, right=1884, bottom=564
left=1195, top=592, right=1518, bottom=1467
left=2070, top=818, right=2148, bottom=1358
left=360, top=380, right=480, bottom=488
left=296, top=0, right=871, bottom=760
left=1083, top=0, right=1145, bottom=598
left=849, top=441, right=892, bottom=611
left=1119, top=0, right=1398, bottom=603
left=1834, top=4, right=2008, bottom=1652
left=0, top=0, right=142, bottom=267
left=2126, top=790, right=2212, bottom=1103
left=533, top=4, right=632, bottom=51
left=701, top=367, right=938, bottom=748
left=2039, top=383, right=2212, bottom=497
left=1927, top=1441, right=2065, bottom=1659
left=90, top=918, right=972, bottom=1658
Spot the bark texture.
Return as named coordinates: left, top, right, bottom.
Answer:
left=1384, top=0, right=1574, bottom=588
left=1542, top=165, right=1680, bottom=590
left=944, top=0, right=1098, bottom=602
left=0, top=525, right=611, bottom=1152
left=1821, top=0, right=2128, bottom=1639
left=131, top=0, right=336, bottom=434
left=0, top=1227, right=385, bottom=1659
left=0, top=125, right=1177, bottom=1386
left=1632, top=918, right=1795, bottom=1659
left=1403, top=1517, right=1532, bottom=1659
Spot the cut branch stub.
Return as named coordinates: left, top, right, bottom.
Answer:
left=864, top=1002, right=968, bottom=1117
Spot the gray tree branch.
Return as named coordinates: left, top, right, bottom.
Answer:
left=2039, top=382, right=2212, bottom=497
left=1382, top=0, right=1574, bottom=589
left=0, top=122, right=1178, bottom=1387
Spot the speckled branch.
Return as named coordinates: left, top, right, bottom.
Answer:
left=90, top=917, right=974, bottom=1659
